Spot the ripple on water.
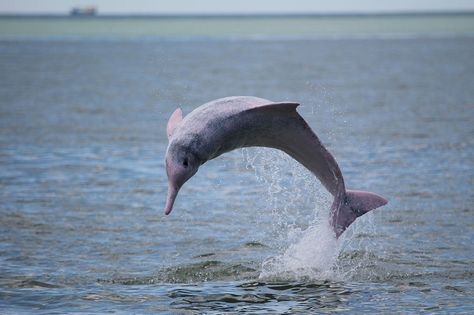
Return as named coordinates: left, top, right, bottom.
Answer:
left=99, top=260, right=258, bottom=285
left=167, top=280, right=355, bottom=313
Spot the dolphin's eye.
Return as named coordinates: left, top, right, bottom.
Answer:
left=183, top=158, right=188, bottom=167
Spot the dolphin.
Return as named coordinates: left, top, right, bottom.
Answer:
left=164, top=96, right=387, bottom=238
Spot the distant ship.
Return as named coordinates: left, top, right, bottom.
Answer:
left=70, top=6, right=97, bottom=16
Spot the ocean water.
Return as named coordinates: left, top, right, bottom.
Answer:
left=0, top=15, right=473, bottom=313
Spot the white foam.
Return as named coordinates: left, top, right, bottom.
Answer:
left=259, top=218, right=343, bottom=281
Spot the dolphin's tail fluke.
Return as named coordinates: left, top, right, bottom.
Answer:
left=330, top=189, right=387, bottom=238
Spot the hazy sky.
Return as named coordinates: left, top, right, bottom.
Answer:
left=1, top=0, right=474, bottom=14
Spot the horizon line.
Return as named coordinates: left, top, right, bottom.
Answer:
left=1, top=10, right=474, bottom=18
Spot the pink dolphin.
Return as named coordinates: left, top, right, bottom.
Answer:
left=164, top=96, right=387, bottom=238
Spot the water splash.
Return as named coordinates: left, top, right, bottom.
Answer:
left=241, top=148, right=330, bottom=242
left=260, top=220, right=342, bottom=281
left=241, top=147, right=377, bottom=282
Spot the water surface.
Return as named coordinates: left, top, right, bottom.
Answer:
left=0, top=15, right=473, bottom=313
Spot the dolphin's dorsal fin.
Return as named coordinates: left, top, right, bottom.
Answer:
left=167, top=108, right=183, bottom=140
left=249, top=101, right=300, bottom=113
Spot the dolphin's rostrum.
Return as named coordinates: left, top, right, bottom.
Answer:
left=164, top=96, right=387, bottom=238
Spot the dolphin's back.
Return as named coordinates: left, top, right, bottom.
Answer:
left=175, top=96, right=344, bottom=196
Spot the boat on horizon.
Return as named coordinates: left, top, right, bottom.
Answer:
left=70, top=6, right=97, bottom=17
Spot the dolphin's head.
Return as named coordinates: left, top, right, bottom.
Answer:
left=164, top=141, right=201, bottom=215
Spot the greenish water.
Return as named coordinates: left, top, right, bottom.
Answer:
left=0, top=14, right=473, bottom=38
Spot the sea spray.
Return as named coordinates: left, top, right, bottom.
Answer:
left=241, top=147, right=378, bottom=281
left=241, top=147, right=329, bottom=246
left=259, top=220, right=343, bottom=281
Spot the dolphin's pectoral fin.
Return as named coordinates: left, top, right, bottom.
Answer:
left=167, top=108, right=183, bottom=140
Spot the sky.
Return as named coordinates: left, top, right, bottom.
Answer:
left=1, top=0, right=474, bottom=14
